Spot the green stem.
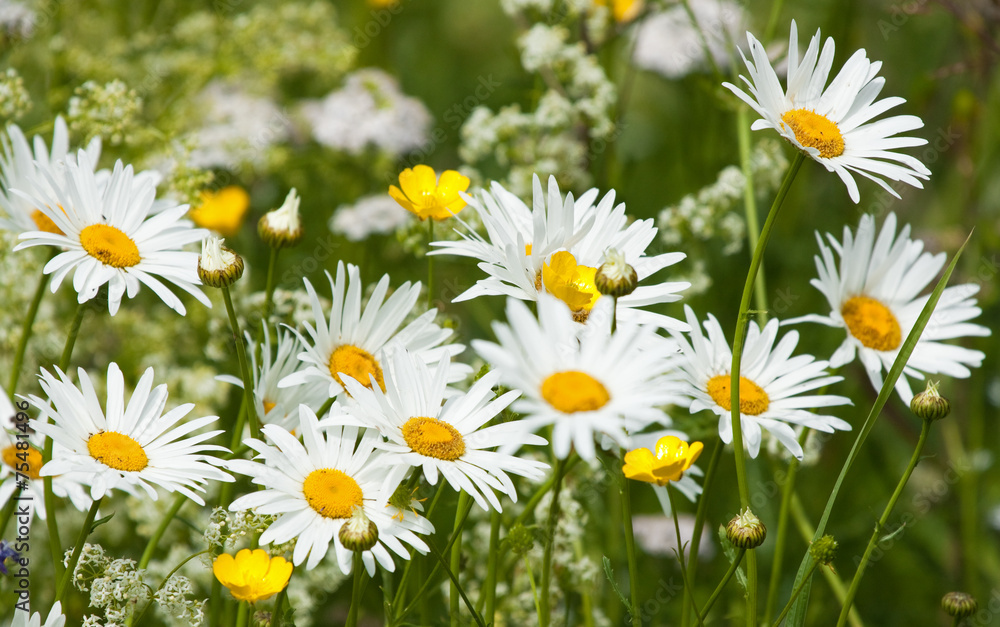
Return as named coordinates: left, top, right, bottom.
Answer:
left=668, top=488, right=705, bottom=627
left=540, top=457, right=568, bottom=627
left=8, top=261, right=52, bottom=395
left=764, top=431, right=808, bottom=622
left=263, top=247, right=279, bottom=323
left=222, top=285, right=260, bottom=441
left=138, top=494, right=187, bottom=569
left=427, top=220, right=435, bottom=310
left=347, top=552, right=365, bottom=627
left=56, top=496, right=103, bottom=604
left=737, top=107, right=768, bottom=324
left=730, top=151, right=805, bottom=626
left=835, top=418, right=934, bottom=627
left=619, top=450, right=641, bottom=621
left=130, top=549, right=211, bottom=627
left=273, top=586, right=287, bottom=627
left=483, top=509, right=501, bottom=624
left=698, top=549, right=747, bottom=622
left=58, top=301, right=87, bottom=372
left=235, top=601, right=249, bottom=627
left=428, top=539, right=487, bottom=627
left=450, top=491, right=471, bottom=627
left=0, top=497, right=15, bottom=539
left=682, top=438, right=723, bottom=627
left=772, top=562, right=818, bottom=627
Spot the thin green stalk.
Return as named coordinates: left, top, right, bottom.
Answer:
left=526, top=555, right=543, bottom=622
left=730, top=151, right=805, bottom=626
left=540, top=457, right=568, bottom=627
left=450, top=491, right=471, bottom=627
left=483, top=509, right=501, bottom=624
left=682, top=438, right=723, bottom=627
left=58, top=301, right=87, bottom=372
left=222, top=285, right=260, bottom=441
left=428, top=539, right=487, bottom=627
left=668, top=488, right=705, bottom=627
left=8, top=261, right=52, bottom=395
left=273, top=586, right=287, bottom=627
left=772, top=562, right=818, bottom=627
left=427, top=220, right=434, bottom=310
left=836, top=418, right=934, bottom=627
left=263, top=247, right=280, bottom=322
left=619, top=450, right=641, bottom=621
left=697, top=548, right=747, bottom=622
left=737, top=107, right=768, bottom=324
left=346, top=552, right=365, bottom=627
left=392, top=484, right=446, bottom=614
left=56, top=496, right=103, bottom=604
left=235, top=601, right=249, bottom=627
left=764, top=431, right=808, bottom=622
left=763, top=0, right=787, bottom=42
left=942, top=416, right=978, bottom=595
left=138, top=494, right=187, bottom=569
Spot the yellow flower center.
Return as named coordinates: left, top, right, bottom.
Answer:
left=79, top=224, right=142, bottom=268
left=781, top=109, right=845, bottom=158
left=30, top=209, right=63, bottom=235
left=401, top=416, right=466, bottom=461
left=542, top=251, right=601, bottom=317
left=329, top=345, right=385, bottom=392
left=2, top=445, right=44, bottom=480
left=841, top=295, right=902, bottom=351
left=706, top=375, right=770, bottom=416
left=302, top=468, right=364, bottom=519
left=541, top=371, right=611, bottom=413
left=262, top=400, right=277, bottom=415
left=87, top=431, right=149, bottom=472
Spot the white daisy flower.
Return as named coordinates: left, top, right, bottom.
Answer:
left=433, top=174, right=689, bottom=330
left=9, top=601, right=65, bottom=627
left=279, top=261, right=469, bottom=400
left=26, top=363, right=233, bottom=504
left=13, top=151, right=211, bottom=315
left=0, top=115, right=101, bottom=235
left=335, top=350, right=548, bottom=512
left=228, top=407, right=434, bottom=573
left=723, top=20, right=931, bottom=203
left=217, top=326, right=330, bottom=433
left=472, top=296, right=684, bottom=460
left=0, top=385, right=90, bottom=522
left=671, top=305, right=852, bottom=459
left=786, top=212, right=989, bottom=403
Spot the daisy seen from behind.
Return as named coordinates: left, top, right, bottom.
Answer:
left=27, top=363, right=233, bottom=503
left=433, top=175, right=689, bottom=330
left=672, top=305, right=852, bottom=459
left=336, top=350, right=549, bottom=512
left=279, top=261, right=469, bottom=400
left=786, top=212, right=989, bottom=403
left=13, top=151, right=211, bottom=315
left=9, top=601, right=64, bottom=627
left=473, top=295, right=684, bottom=460
left=723, top=20, right=930, bottom=203
left=228, top=407, right=433, bottom=574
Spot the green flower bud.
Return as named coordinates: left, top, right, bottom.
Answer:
left=258, top=188, right=303, bottom=249
left=197, top=237, right=244, bottom=288
left=339, top=507, right=379, bottom=552
left=726, top=509, right=766, bottom=549
left=910, top=381, right=950, bottom=422
left=941, top=591, right=977, bottom=618
left=506, top=523, right=535, bottom=557
left=595, top=248, right=638, bottom=298
left=809, top=535, right=838, bottom=566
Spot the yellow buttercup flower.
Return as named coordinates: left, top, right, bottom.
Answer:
left=542, top=251, right=601, bottom=315
left=389, top=165, right=469, bottom=221
left=212, top=549, right=293, bottom=603
left=595, top=0, right=643, bottom=23
left=189, top=186, right=250, bottom=236
left=623, top=436, right=703, bottom=486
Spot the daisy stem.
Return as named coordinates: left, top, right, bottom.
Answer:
left=273, top=587, right=288, bottom=627
left=483, top=509, right=501, bottom=624
left=729, top=151, right=804, bottom=626
left=56, top=495, right=102, bottom=604
left=668, top=487, right=706, bottom=627
left=450, top=491, right=471, bottom=627
left=7, top=258, right=52, bottom=395
left=138, top=493, right=187, bottom=569
left=835, top=417, right=933, bottom=627
left=263, top=247, right=280, bottom=322
left=618, top=449, right=641, bottom=621
left=347, top=552, right=365, bottom=627
left=763, top=429, right=809, bottom=622
left=682, top=438, right=723, bottom=627
left=540, top=456, right=568, bottom=627
left=222, top=285, right=260, bottom=442
left=697, top=548, right=746, bottom=623
left=427, top=220, right=435, bottom=310
left=58, top=300, right=88, bottom=371
left=737, top=107, right=768, bottom=325
left=771, top=561, right=818, bottom=627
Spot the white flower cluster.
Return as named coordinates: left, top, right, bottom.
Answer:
left=153, top=575, right=206, bottom=626
left=203, top=507, right=278, bottom=551
left=330, top=192, right=413, bottom=241
left=302, top=68, right=432, bottom=157
left=67, top=79, right=142, bottom=146
left=84, top=556, right=150, bottom=625
left=0, top=67, right=30, bottom=120
left=0, top=0, right=34, bottom=39
left=658, top=139, right=789, bottom=255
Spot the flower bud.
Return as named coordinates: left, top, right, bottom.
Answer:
left=258, top=188, right=303, bottom=249
left=941, top=591, right=977, bottom=618
left=198, top=237, right=244, bottom=288
left=252, top=611, right=272, bottom=627
left=726, top=508, right=766, bottom=549
left=910, top=381, right=950, bottom=422
left=339, top=507, right=379, bottom=552
left=595, top=248, right=638, bottom=298
left=809, top=535, right=838, bottom=566
left=506, top=523, right=535, bottom=557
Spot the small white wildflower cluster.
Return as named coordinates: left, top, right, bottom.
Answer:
left=0, top=0, right=35, bottom=40
left=302, top=68, right=432, bottom=157
left=658, top=139, right=789, bottom=255
left=67, top=79, right=143, bottom=145
left=0, top=67, right=31, bottom=120
left=330, top=193, right=413, bottom=241
left=204, top=507, right=279, bottom=551
left=72, top=551, right=150, bottom=625
left=154, top=574, right=206, bottom=626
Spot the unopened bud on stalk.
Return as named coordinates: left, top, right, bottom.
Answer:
left=258, top=188, right=303, bottom=249
left=595, top=248, right=638, bottom=298
left=726, top=508, right=766, bottom=549
left=910, top=381, right=950, bottom=422
left=941, top=591, right=977, bottom=618
left=198, top=237, right=244, bottom=287
left=809, top=535, right=838, bottom=567
left=339, top=507, right=379, bottom=552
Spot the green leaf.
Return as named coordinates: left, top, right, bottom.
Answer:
left=90, top=512, right=114, bottom=533
left=602, top=555, right=633, bottom=614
